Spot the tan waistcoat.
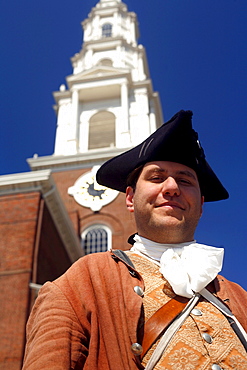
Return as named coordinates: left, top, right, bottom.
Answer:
left=127, top=252, right=247, bottom=370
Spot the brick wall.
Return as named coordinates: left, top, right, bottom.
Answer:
left=35, top=201, right=72, bottom=285
left=0, top=192, right=41, bottom=370
left=0, top=190, right=75, bottom=369
left=52, top=167, right=137, bottom=250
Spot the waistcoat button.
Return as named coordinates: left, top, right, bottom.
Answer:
left=191, top=308, right=202, bottom=316
left=131, top=343, right=143, bottom=356
left=211, top=364, right=222, bottom=370
left=134, top=286, right=144, bottom=297
left=202, top=333, right=213, bottom=344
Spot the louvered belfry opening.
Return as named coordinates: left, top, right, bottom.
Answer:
left=89, top=111, right=115, bottom=150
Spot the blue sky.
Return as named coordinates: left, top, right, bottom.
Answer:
left=1, top=0, right=246, bottom=288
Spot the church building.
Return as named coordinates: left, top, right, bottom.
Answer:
left=0, top=0, right=163, bottom=368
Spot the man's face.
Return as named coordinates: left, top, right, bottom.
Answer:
left=126, top=161, right=204, bottom=244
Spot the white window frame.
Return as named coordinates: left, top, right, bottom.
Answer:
left=81, top=224, right=112, bottom=254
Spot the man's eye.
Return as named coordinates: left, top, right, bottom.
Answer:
left=149, top=176, right=163, bottom=182
left=178, top=178, right=191, bottom=185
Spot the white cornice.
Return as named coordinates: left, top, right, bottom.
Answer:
left=0, top=170, right=84, bottom=262
left=27, top=147, right=130, bottom=172
left=53, top=90, right=71, bottom=103
left=0, top=170, right=52, bottom=191
left=90, top=1, right=125, bottom=17
left=66, top=71, right=131, bottom=90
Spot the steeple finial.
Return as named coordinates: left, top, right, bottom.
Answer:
left=98, top=0, right=122, bottom=5
left=100, top=0, right=121, bottom=2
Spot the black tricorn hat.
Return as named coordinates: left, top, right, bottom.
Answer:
left=96, top=110, right=229, bottom=202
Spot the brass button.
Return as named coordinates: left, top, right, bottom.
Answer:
left=191, top=308, right=202, bottom=316
left=211, top=365, right=222, bottom=370
left=131, top=343, right=143, bottom=356
left=134, top=286, right=144, bottom=297
left=202, top=333, right=213, bottom=344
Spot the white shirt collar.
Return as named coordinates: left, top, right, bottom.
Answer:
left=130, top=234, right=224, bottom=298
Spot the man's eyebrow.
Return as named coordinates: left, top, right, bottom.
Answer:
left=144, top=168, right=165, bottom=175
left=145, top=167, right=197, bottom=180
left=176, top=170, right=197, bottom=180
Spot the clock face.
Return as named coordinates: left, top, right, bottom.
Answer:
left=68, top=166, right=119, bottom=212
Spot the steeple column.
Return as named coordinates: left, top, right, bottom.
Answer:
left=119, top=79, right=130, bottom=147
left=121, top=80, right=129, bottom=132
left=149, top=100, right=157, bottom=133
left=93, top=15, right=100, bottom=39
left=71, top=89, right=79, bottom=153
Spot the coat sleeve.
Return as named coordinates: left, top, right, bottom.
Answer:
left=224, top=279, right=247, bottom=333
left=22, top=281, right=89, bottom=370
left=217, top=275, right=247, bottom=333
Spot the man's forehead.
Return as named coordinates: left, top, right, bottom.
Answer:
left=142, top=160, right=197, bottom=176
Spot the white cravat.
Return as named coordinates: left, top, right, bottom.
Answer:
left=130, top=234, right=224, bottom=298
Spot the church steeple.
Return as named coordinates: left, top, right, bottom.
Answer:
left=32, top=0, right=163, bottom=169
left=81, top=0, right=139, bottom=50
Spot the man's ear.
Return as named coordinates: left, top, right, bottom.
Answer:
left=200, top=196, right=205, bottom=217
left=126, top=186, right=135, bottom=213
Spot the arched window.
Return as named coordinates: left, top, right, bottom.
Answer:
left=102, top=23, right=112, bottom=38
left=89, top=111, right=115, bottom=150
left=98, top=58, right=113, bottom=67
left=81, top=225, right=112, bottom=254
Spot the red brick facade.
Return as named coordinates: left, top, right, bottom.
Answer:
left=53, top=167, right=137, bottom=251
left=0, top=190, right=75, bottom=369
left=0, top=192, right=41, bottom=369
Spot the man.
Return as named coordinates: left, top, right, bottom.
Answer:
left=22, top=110, right=247, bottom=369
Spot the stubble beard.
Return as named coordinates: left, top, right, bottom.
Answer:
left=135, top=211, right=200, bottom=244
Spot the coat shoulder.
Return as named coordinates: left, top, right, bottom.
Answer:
left=216, top=274, right=247, bottom=331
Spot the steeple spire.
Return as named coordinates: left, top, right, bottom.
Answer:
left=49, top=1, right=163, bottom=165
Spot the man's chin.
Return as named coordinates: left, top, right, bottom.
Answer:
left=154, top=214, right=184, bottom=226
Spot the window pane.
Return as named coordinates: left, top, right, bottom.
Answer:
left=84, top=227, right=108, bottom=254
left=102, top=23, right=112, bottom=38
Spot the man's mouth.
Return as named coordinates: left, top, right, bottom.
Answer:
left=156, top=202, right=185, bottom=211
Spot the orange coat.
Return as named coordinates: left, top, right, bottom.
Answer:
left=22, top=251, right=247, bottom=370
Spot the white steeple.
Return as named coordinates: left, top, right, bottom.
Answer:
left=51, top=1, right=163, bottom=161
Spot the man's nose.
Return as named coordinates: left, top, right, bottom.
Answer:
left=162, top=177, right=180, bottom=197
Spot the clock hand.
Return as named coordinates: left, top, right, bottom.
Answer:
left=87, top=182, right=105, bottom=199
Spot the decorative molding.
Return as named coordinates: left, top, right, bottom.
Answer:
left=27, top=147, right=130, bottom=171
